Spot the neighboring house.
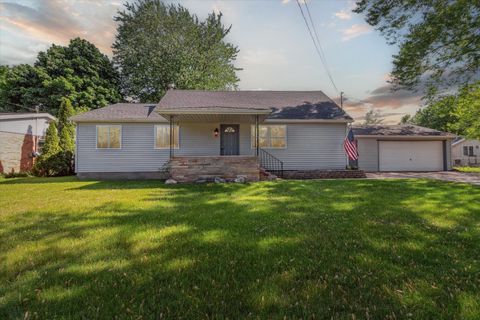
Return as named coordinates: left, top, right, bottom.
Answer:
left=353, top=125, right=454, bottom=172
left=71, top=90, right=353, bottom=181
left=0, top=113, right=55, bottom=174
left=452, top=137, right=480, bottom=166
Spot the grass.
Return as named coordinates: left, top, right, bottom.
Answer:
left=454, top=166, right=480, bottom=173
left=1, top=177, right=479, bottom=319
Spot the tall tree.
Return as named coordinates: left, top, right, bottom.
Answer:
left=40, top=121, right=60, bottom=157
left=2, top=38, right=121, bottom=115
left=354, top=0, right=480, bottom=96
left=399, top=80, right=480, bottom=139
left=58, top=98, right=75, bottom=153
left=411, top=95, right=458, bottom=133
left=450, top=81, right=480, bottom=139
left=113, top=0, right=240, bottom=102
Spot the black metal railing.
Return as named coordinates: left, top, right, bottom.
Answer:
left=258, top=148, right=284, bottom=178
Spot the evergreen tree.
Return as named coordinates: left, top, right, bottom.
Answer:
left=41, top=121, right=60, bottom=156
left=34, top=121, right=63, bottom=176
left=58, top=98, right=75, bottom=152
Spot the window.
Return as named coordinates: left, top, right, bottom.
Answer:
left=464, top=146, right=468, bottom=156
left=96, top=125, right=121, bottom=149
left=251, top=125, right=286, bottom=149
left=155, top=124, right=179, bottom=149
left=469, top=146, right=474, bottom=156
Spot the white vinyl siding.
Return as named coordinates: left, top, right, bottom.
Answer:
left=96, top=125, right=121, bottom=149
left=256, top=123, right=347, bottom=170
left=155, top=124, right=179, bottom=149
left=76, top=122, right=348, bottom=173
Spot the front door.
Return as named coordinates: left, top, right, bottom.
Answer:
left=220, top=124, right=240, bottom=155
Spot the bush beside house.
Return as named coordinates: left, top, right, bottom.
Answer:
left=34, top=98, right=75, bottom=176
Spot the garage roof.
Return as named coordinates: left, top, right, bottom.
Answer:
left=352, top=125, right=455, bottom=137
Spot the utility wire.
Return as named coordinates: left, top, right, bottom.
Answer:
left=295, top=0, right=339, bottom=94
left=303, top=0, right=338, bottom=93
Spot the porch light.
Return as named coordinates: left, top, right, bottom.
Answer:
left=213, top=128, right=219, bottom=137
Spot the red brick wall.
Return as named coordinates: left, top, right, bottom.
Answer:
left=0, top=132, right=36, bottom=174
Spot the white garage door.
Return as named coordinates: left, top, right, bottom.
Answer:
left=379, top=141, right=443, bottom=171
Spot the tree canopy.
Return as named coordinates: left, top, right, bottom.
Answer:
left=113, top=0, right=240, bottom=102
left=354, top=0, right=480, bottom=96
left=1, top=38, right=121, bottom=115
left=399, top=81, right=480, bottom=139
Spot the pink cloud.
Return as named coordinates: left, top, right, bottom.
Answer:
left=341, top=24, right=372, bottom=41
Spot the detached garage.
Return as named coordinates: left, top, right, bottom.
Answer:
left=353, top=125, right=454, bottom=172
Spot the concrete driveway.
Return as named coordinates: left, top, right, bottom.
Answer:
left=366, top=171, right=480, bottom=185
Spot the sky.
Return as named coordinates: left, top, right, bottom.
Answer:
left=0, top=0, right=425, bottom=123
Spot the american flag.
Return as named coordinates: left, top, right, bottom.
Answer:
left=344, top=128, right=359, bottom=160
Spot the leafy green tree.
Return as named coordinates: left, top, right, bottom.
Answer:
left=2, top=38, right=121, bottom=115
left=412, top=95, right=458, bottom=133
left=450, top=82, right=480, bottom=139
left=0, top=65, right=9, bottom=111
left=1, top=64, right=48, bottom=112
left=354, top=0, right=480, bottom=96
left=113, top=0, right=240, bottom=102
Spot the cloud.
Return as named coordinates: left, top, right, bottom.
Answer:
left=341, top=24, right=371, bottom=41
left=239, top=48, right=288, bottom=67
left=0, top=0, right=117, bottom=64
left=337, top=84, right=424, bottom=123
left=334, top=10, right=352, bottom=20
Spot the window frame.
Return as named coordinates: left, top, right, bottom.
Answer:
left=154, top=124, right=180, bottom=149
left=251, top=124, right=287, bottom=149
left=96, top=125, right=122, bottom=150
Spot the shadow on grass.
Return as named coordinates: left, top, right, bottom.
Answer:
left=0, top=179, right=479, bottom=319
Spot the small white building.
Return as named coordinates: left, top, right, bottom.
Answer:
left=0, top=113, right=55, bottom=174
left=452, top=138, right=480, bottom=166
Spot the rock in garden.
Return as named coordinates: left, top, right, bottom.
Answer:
left=234, top=176, right=246, bottom=183
left=165, top=179, right=177, bottom=184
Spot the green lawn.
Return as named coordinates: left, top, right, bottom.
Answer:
left=454, top=166, right=480, bottom=173
left=1, top=177, right=479, bottom=319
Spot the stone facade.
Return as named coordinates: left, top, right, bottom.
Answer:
left=0, top=131, right=36, bottom=174
left=283, top=169, right=366, bottom=179
left=169, top=156, right=260, bottom=183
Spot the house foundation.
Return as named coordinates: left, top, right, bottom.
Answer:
left=168, top=156, right=260, bottom=183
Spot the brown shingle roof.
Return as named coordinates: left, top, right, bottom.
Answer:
left=158, top=90, right=352, bottom=121
left=70, top=103, right=165, bottom=122
left=71, top=90, right=353, bottom=122
left=352, top=125, right=455, bottom=137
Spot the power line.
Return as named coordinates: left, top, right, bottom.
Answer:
left=303, top=0, right=338, bottom=93
left=295, top=0, right=339, bottom=94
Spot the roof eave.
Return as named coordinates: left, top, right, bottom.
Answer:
left=265, top=118, right=353, bottom=123
left=71, top=118, right=167, bottom=123
left=355, top=134, right=454, bottom=139
left=156, top=109, right=272, bottom=115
